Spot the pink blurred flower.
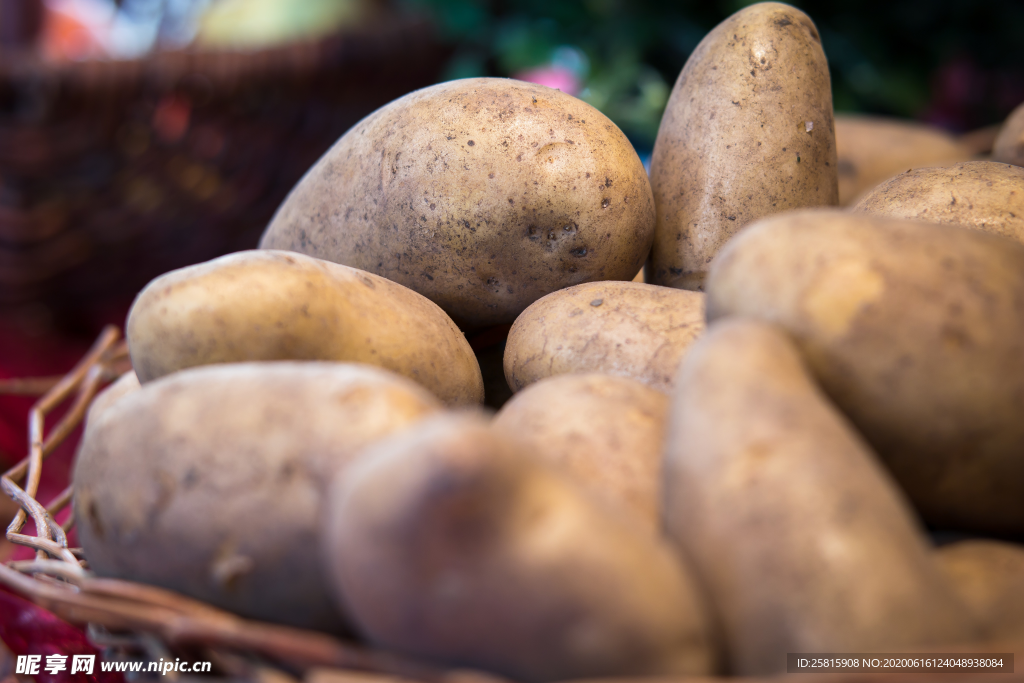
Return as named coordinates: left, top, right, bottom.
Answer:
left=513, top=66, right=581, bottom=96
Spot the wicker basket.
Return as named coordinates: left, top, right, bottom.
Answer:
left=0, top=10, right=448, bottom=326
left=0, top=328, right=1020, bottom=683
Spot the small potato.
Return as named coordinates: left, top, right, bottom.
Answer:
left=993, top=102, right=1024, bottom=167
left=127, top=250, right=483, bottom=406
left=261, top=78, right=654, bottom=329
left=835, top=115, right=972, bottom=205
left=74, top=362, right=441, bottom=633
left=664, top=319, right=976, bottom=676
left=493, top=373, right=668, bottom=532
left=504, top=281, right=704, bottom=393
left=85, top=370, right=140, bottom=425
left=937, top=540, right=1024, bottom=639
left=324, top=413, right=717, bottom=683
left=650, top=2, right=837, bottom=290
left=852, top=161, right=1024, bottom=244
left=705, top=209, right=1024, bottom=534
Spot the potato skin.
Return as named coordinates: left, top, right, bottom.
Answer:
left=937, top=540, right=1024, bottom=640
left=260, top=78, right=654, bottom=329
left=324, top=413, right=717, bottom=682
left=493, top=373, right=668, bottom=532
left=664, top=319, right=976, bottom=676
left=705, top=209, right=1024, bottom=534
left=649, top=2, right=837, bottom=290
left=504, top=281, right=704, bottom=393
left=835, top=115, right=972, bottom=205
left=85, top=370, right=140, bottom=426
left=852, top=161, right=1024, bottom=244
left=127, top=250, right=483, bottom=406
left=994, top=102, right=1024, bottom=167
left=73, top=362, right=441, bottom=633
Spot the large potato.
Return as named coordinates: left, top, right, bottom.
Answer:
left=504, top=281, right=704, bottom=393
left=937, top=540, right=1024, bottom=640
left=74, top=362, right=441, bottom=633
left=493, top=373, right=667, bottom=532
left=649, top=2, right=837, bottom=290
left=127, top=250, right=483, bottom=406
left=835, top=115, right=972, bottom=205
left=260, top=78, right=654, bottom=328
left=324, top=413, right=717, bottom=682
left=852, top=161, right=1024, bottom=244
left=993, top=102, right=1024, bottom=167
left=664, top=319, right=975, bottom=676
left=705, top=209, right=1024, bottom=534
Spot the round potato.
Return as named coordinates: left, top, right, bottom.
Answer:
left=127, top=250, right=483, bottom=406
left=993, top=102, right=1024, bottom=167
left=493, top=373, right=668, bottom=532
left=324, top=413, right=717, bottom=682
left=260, top=77, right=654, bottom=328
left=649, top=2, right=837, bottom=290
left=835, top=115, right=972, bottom=205
left=664, top=319, right=976, bottom=676
left=504, top=281, right=704, bottom=393
left=937, top=540, right=1024, bottom=640
left=74, top=362, right=441, bottom=633
left=852, top=161, right=1024, bottom=244
left=705, top=208, right=1024, bottom=534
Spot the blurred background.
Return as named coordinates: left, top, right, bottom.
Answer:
left=0, top=0, right=1022, bottom=506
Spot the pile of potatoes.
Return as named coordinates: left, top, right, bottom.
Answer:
left=71, top=2, right=1024, bottom=680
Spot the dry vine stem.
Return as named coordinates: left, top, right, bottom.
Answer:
left=0, top=327, right=505, bottom=683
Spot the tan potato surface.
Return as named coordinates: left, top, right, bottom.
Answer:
left=260, top=78, right=654, bottom=328
left=85, top=370, right=140, bottom=426
left=324, top=413, right=717, bottom=682
left=994, top=102, right=1024, bottom=167
left=937, top=540, right=1024, bottom=640
left=504, top=281, right=704, bottom=393
left=649, top=2, right=837, bottom=290
left=74, top=362, right=441, bottom=633
left=835, top=115, right=972, bottom=205
left=705, top=209, right=1024, bottom=534
left=852, top=161, right=1024, bottom=244
left=664, top=319, right=976, bottom=675
left=127, top=250, right=483, bottom=406
left=493, top=373, right=668, bottom=532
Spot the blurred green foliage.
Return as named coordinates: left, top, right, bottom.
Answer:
left=400, top=0, right=1024, bottom=148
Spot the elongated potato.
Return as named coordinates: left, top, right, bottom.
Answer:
left=994, top=102, right=1024, bottom=167
left=324, top=413, right=717, bottom=682
left=937, top=540, right=1024, bottom=639
left=852, top=161, right=1024, bottom=244
left=504, top=281, right=704, bottom=393
left=649, top=2, right=837, bottom=290
left=705, top=209, right=1024, bottom=534
left=261, top=78, right=654, bottom=328
left=127, top=250, right=483, bottom=406
left=74, top=362, right=441, bottom=633
left=835, top=115, right=972, bottom=205
left=493, top=374, right=668, bottom=532
left=664, top=319, right=975, bottom=675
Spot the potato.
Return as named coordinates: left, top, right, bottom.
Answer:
left=993, top=102, right=1024, bottom=167
left=835, top=115, right=973, bottom=205
left=504, top=281, right=704, bottom=393
left=664, top=319, right=976, bottom=675
left=127, top=250, right=483, bottom=406
left=937, top=540, right=1024, bottom=639
left=323, top=413, right=717, bottom=682
left=73, top=362, right=441, bottom=633
left=260, top=78, right=654, bottom=329
left=493, top=373, right=667, bottom=532
left=705, top=209, right=1024, bottom=534
left=85, top=370, right=140, bottom=425
left=852, top=161, right=1024, bottom=244
left=649, top=2, right=837, bottom=291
